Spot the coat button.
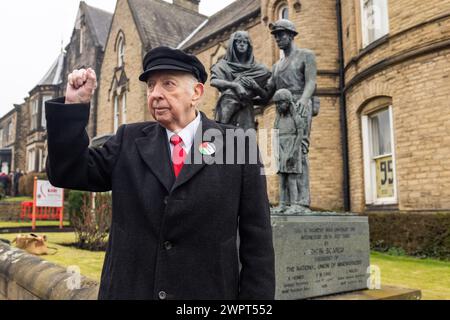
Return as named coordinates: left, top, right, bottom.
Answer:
left=163, top=196, right=169, bottom=205
left=158, top=291, right=167, bottom=300
left=164, top=241, right=173, bottom=250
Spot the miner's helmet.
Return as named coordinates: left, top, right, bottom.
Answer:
left=269, top=19, right=298, bottom=36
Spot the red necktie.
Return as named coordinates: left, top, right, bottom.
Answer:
left=170, top=135, right=186, bottom=178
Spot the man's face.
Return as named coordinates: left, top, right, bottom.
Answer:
left=273, top=31, right=293, bottom=50
left=146, top=70, right=203, bottom=131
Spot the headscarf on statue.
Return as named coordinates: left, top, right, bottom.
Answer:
left=211, top=31, right=271, bottom=100
left=211, top=31, right=271, bottom=126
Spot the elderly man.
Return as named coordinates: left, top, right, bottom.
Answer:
left=45, top=46, right=275, bottom=300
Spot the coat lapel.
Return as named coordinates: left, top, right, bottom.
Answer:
left=135, top=123, right=175, bottom=193
left=171, top=112, right=224, bottom=192
left=135, top=113, right=224, bottom=194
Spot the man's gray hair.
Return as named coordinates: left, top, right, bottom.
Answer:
left=184, top=73, right=198, bottom=95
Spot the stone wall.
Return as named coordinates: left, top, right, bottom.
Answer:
left=96, top=0, right=147, bottom=137
left=0, top=242, right=98, bottom=300
left=341, top=0, right=450, bottom=212
left=13, top=102, right=29, bottom=173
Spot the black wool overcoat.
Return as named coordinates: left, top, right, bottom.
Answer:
left=45, top=98, right=275, bottom=300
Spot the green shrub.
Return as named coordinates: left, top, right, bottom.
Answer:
left=386, top=247, right=407, bottom=257
left=67, top=190, right=89, bottom=222
left=369, top=213, right=450, bottom=260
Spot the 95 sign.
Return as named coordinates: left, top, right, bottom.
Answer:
left=375, top=156, right=394, bottom=198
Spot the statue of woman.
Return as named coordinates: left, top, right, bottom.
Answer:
left=210, top=31, right=271, bottom=130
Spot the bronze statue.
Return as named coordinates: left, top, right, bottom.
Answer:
left=211, top=31, right=271, bottom=130
left=266, top=19, right=319, bottom=214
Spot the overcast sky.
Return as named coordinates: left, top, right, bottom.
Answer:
left=0, top=0, right=236, bottom=117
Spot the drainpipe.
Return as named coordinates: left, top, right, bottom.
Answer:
left=336, top=0, right=351, bottom=212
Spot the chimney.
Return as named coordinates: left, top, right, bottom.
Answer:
left=173, top=0, right=200, bottom=13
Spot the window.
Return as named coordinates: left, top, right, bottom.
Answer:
left=362, top=106, right=397, bottom=205
left=38, top=149, right=45, bottom=172
left=117, top=35, right=125, bottom=67
left=114, top=92, right=127, bottom=131
left=0, top=129, right=3, bottom=147
left=42, top=95, right=52, bottom=128
left=80, top=26, right=84, bottom=54
left=79, top=15, right=85, bottom=54
left=279, top=4, right=289, bottom=20
left=114, top=95, right=119, bottom=132
left=361, top=0, right=389, bottom=47
left=121, top=93, right=127, bottom=125
left=8, top=121, right=13, bottom=142
left=31, top=99, right=39, bottom=130
left=27, top=149, right=36, bottom=173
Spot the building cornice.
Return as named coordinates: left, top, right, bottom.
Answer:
left=345, top=12, right=450, bottom=72
left=344, top=38, right=450, bottom=93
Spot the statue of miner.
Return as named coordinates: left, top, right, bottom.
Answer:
left=265, top=19, right=320, bottom=213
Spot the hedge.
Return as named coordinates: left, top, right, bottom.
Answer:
left=369, top=212, right=450, bottom=260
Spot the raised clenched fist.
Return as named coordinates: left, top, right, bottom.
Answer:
left=65, top=68, right=97, bottom=104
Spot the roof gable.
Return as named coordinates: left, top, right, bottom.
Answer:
left=181, top=0, right=260, bottom=51
left=81, top=2, right=114, bottom=49
left=37, top=52, right=65, bottom=86
left=128, top=0, right=207, bottom=51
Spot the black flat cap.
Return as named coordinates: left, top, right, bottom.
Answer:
left=139, top=46, right=208, bottom=84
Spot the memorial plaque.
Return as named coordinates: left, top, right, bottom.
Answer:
left=272, top=215, right=370, bottom=300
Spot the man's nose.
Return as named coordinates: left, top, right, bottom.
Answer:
left=149, top=82, right=164, bottom=99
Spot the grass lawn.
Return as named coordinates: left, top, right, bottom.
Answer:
left=371, top=251, right=450, bottom=300
left=0, top=220, right=71, bottom=228
left=1, top=231, right=449, bottom=299
left=0, top=232, right=105, bottom=282
left=1, top=197, right=33, bottom=203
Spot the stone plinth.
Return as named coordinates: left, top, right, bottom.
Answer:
left=272, top=214, right=370, bottom=300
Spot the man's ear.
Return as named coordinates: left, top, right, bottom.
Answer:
left=192, top=82, right=204, bottom=104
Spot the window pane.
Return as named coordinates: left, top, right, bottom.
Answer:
left=375, top=155, right=394, bottom=198
left=114, top=95, right=119, bottom=132
left=117, top=37, right=124, bottom=67
left=279, top=5, right=288, bottom=20
left=362, top=0, right=389, bottom=46
left=370, top=109, right=391, bottom=157
left=42, top=96, right=52, bottom=128
left=122, top=93, right=127, bottom=124
left=282, top=7, right=288, bottom=19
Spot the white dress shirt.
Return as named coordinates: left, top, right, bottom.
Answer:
left=165, top=111, right=202, bottom=156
